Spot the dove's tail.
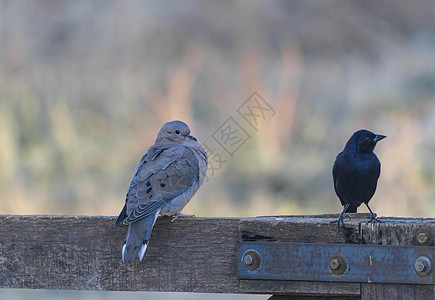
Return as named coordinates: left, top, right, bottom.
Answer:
left=122, top=209, right=161, bottom=264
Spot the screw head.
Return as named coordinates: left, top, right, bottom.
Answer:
left=414, top=256, right=432, bottom=276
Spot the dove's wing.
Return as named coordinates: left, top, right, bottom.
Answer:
left=123, top=144, right=199, bottom=224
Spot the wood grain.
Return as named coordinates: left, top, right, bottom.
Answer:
left=0, top=214, right=433, bottom=298
left=0, top=215, right=241, bottom=292
left=360, top=217, right=435, bottom=300
left=268, top=296, right=360, bottom=300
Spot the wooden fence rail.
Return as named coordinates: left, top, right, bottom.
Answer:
left=0, top=214, right=434, bottom=299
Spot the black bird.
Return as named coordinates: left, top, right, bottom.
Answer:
left=332, top=129, right=386, bottom=230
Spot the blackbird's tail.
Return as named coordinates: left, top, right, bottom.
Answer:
left=344, top=204, right=358, bottom=213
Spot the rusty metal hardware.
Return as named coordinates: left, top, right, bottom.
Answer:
left=236, top=242, right=434, bottom=284
left=242, top=249, right=261, bottom=270
left=414, top=256, right=432, bottom=276
left=416, top=227, right=434, bottom=246
left=329, top=253, right=347, bottom=275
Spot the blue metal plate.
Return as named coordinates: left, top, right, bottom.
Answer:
left=236, top=242, right=435, bottom=284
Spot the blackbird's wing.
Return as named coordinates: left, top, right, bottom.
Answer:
left=332, top=152, right=346, bottom=207
left=363, top=155, right=381, bottom=204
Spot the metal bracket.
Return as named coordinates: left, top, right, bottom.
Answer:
left=236, top=242, right=435, bottom=284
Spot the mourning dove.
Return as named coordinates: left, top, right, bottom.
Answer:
left=116, top=120, right=208, bottom=264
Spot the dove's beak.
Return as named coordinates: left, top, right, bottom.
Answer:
left=187, top=134, right=197, bottom=141
left=374, top=134, right=386, bottom=143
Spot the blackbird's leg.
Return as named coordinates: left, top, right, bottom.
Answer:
left=331, top=203, right=351, bottom=232
left=366, top=203, right=382, bottom=224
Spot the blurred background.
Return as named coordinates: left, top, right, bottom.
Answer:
left=1, top=0, right=435, bottom=299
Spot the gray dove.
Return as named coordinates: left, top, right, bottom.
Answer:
left=116, top=120, right=208, bottom=264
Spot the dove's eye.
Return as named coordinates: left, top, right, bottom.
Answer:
left=175, top=130, right=180, bottom=135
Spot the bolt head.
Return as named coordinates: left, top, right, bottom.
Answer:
left=416, top=227, right=434, bottom=246
left=243, top=254, right=254, bottom=266
left=414, top=256, right=432, bottom=276
left=415, top=260, right=426, bottom=272
left=242, top=250, right=261, bottom=270
left=417, top=233, right=428, bottom=244
left=329, top=258, right=340, bottom=270
left=329, top=254, right=347, bottom=275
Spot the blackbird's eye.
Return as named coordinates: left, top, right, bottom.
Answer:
left=175, top=130, right=180, bottom=135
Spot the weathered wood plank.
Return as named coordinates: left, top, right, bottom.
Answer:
left=268, top=295, right=360, bottom=300
left=0, top=215, right=240, bottom=292
left=360, top=218, right=435, bottom=300
left=360, top=283, right=434, bottom=300
left=240, top=280, right=360, bottom=296
left=240, top=215, right=362, bottom=244
left=0, top=214, right=434, bottom=296
left=0, top=214, right=362, bottom=294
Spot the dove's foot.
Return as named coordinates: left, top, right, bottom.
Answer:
left=171, top=213, right=196, bottom=223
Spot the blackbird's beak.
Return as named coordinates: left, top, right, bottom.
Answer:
left=374, top=134, right=386, bottom=143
